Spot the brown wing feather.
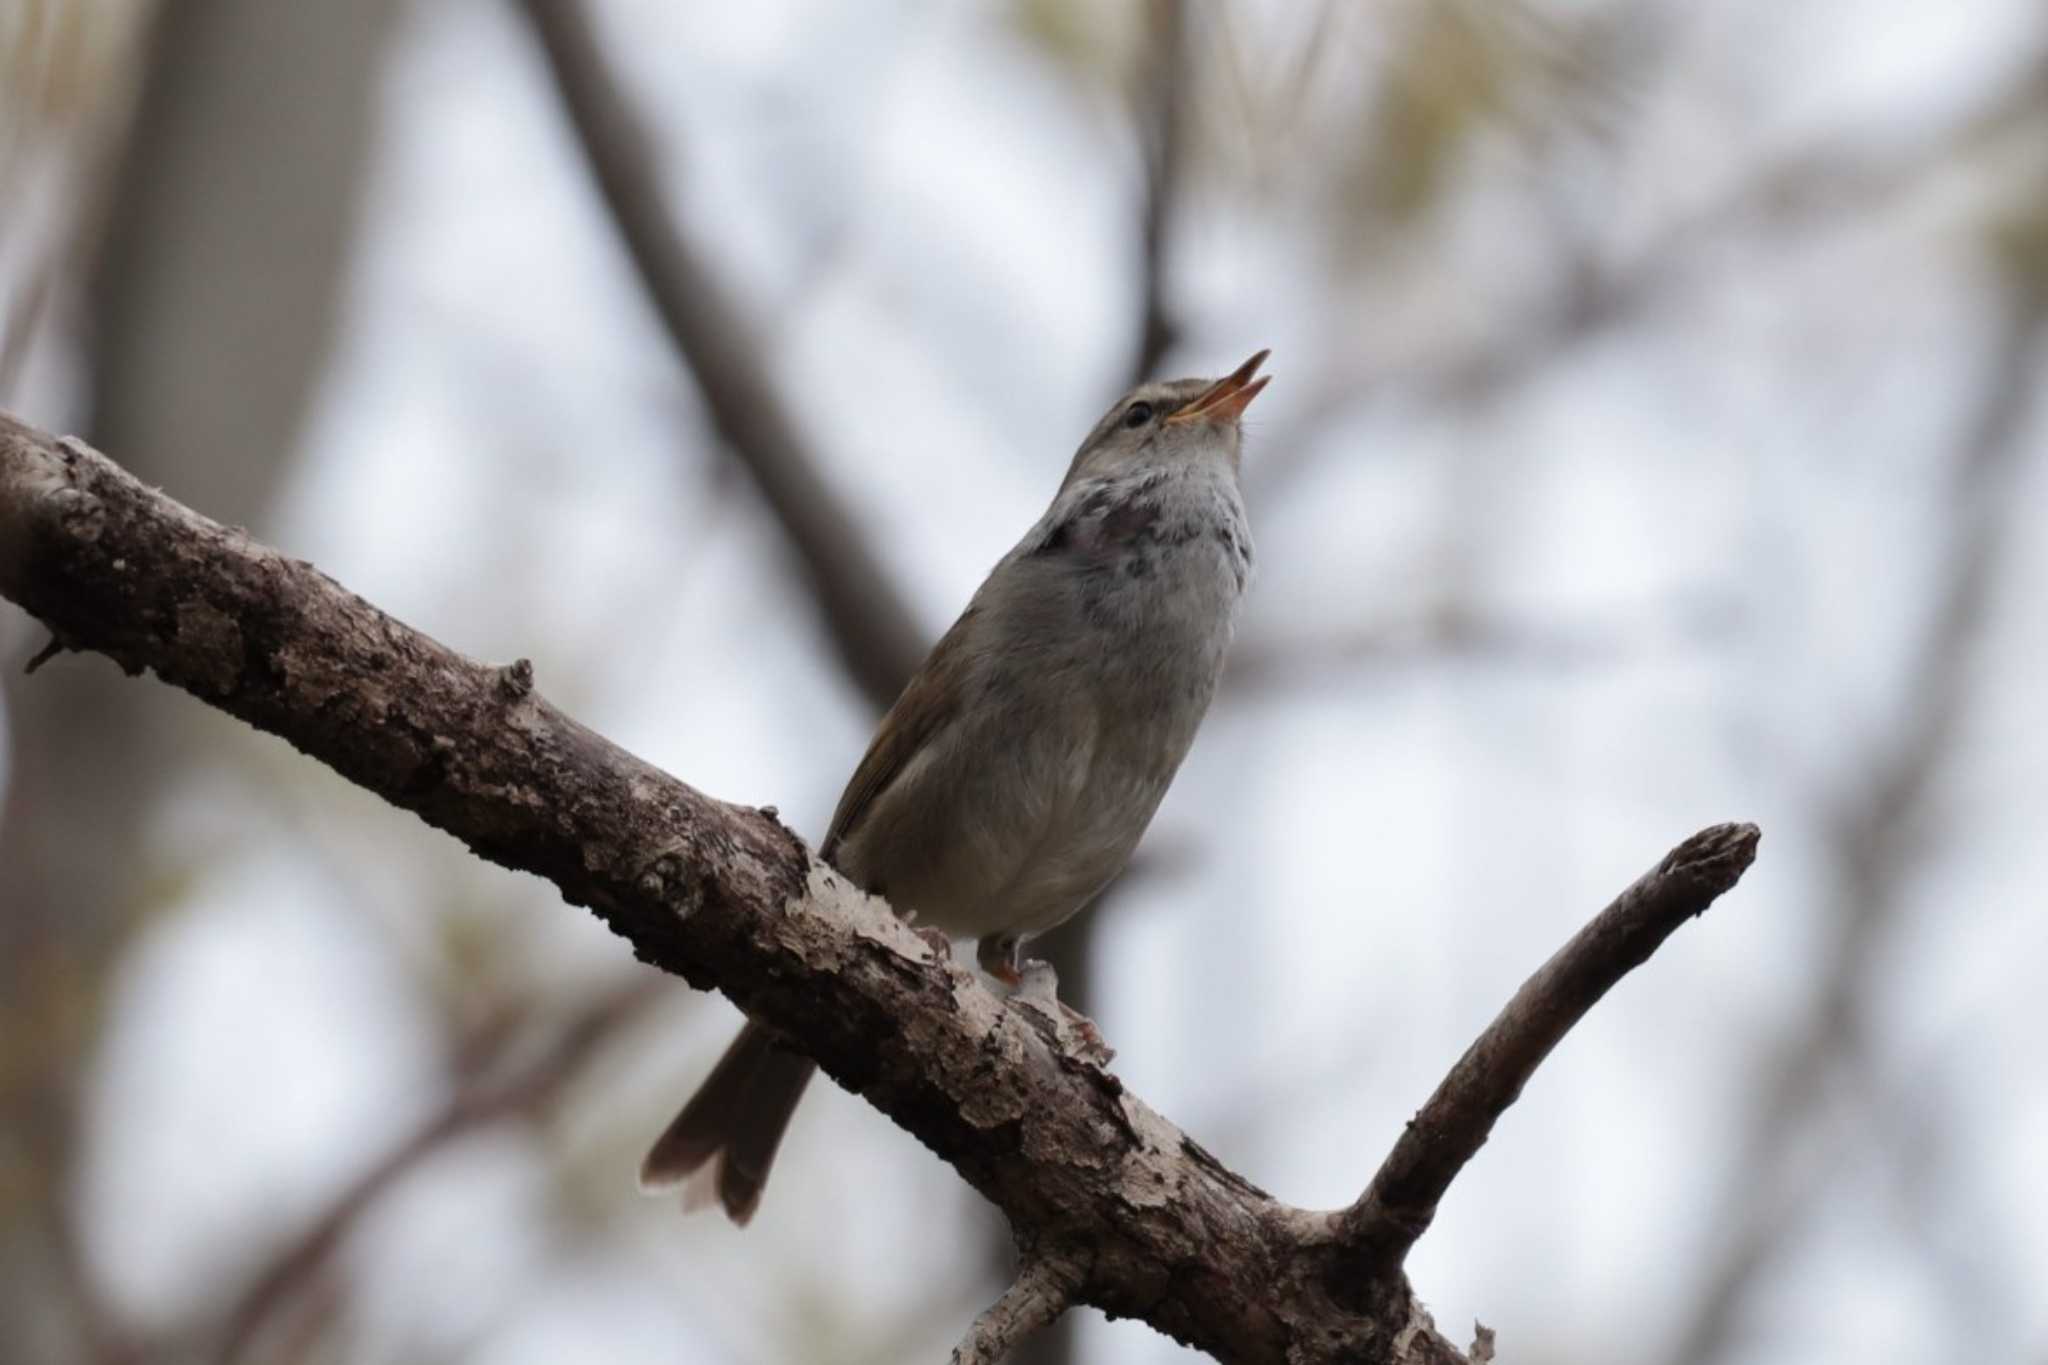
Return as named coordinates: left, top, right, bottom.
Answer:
left=820, top=606, right=980, bottom=865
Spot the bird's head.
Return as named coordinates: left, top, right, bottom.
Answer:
left=1060, top=349, right=1270, bottom=489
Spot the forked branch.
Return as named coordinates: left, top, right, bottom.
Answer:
left=0, top=411, right=1759, bottom=1363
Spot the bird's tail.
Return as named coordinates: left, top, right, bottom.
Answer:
left=639, top=1020, right=816, bottom=1226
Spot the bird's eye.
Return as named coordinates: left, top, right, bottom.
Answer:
left=1122, top=401, right=1154, bottom=429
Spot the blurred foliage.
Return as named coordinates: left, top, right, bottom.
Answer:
left=1990, top=181, right=2048, bottom=299
left=0, top=0, right=148, bottom=151
left=2, top=0, right=130, bottom=125
left=1346, top=0, right=1640, bottom=229
left=1008, top=0, right=1151, bottom=97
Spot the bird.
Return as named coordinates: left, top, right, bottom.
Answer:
left=640, top=351, right=1269, bottom=1224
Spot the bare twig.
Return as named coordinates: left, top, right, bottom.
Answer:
left=520, top=0, right=924, bottom=711
left=1337, top=822, right=1761, bottom=1274
left=951, top=1255, right=1083, bottom=1365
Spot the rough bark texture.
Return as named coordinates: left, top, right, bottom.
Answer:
left=0, top=412, right=1760, bottom=1363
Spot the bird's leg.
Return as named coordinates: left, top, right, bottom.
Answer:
left=976, top=933, right=1025, bottom=986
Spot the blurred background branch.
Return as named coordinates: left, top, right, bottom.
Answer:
left=1665, top=218, right=2048, bottom=1365
left=521, top=0, right=926, bottom=711
left=208, top=978, right=665, bottom=1365
left=2, top=5, right=397, bottom=1363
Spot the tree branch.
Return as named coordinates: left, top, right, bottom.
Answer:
left=1335, top=822, right=1760, bottom=1275
left=951, top=1255, right=1083, bottom=1365
left=0, top=410, right=1760, bottom=1362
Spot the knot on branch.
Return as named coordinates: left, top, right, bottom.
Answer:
left=636, top=849, right=704, bottom=918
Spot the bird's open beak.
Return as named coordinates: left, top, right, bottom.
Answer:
left=1166, top=349, right=1271, bottom=425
